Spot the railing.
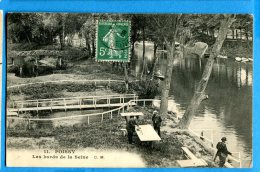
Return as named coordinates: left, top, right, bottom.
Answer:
left=9, top=94, right=138, bottom=113
left=188, top=128, right=243, bottom=168
left=7, top=98, right=158, bottom=127
left=188, top=128, right=214, bottom=148
left=7, top=98, right=140, bottom=129
left=7, top=79, right=128, bottom=89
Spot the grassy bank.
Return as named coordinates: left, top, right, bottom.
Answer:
left=7, top=106, right=217, bottom=167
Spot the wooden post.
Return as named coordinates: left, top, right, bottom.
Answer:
left=87, top=116, right=90, bottom=125
left=101, top=113, right=104, bottom=122
left=37, top=100, right=39, bottom=113
left=80, top=99, right=82, bottom=110
left=28, top=119, right=30, bottom=129
left=211, top=130, right=214, bottom=147
left=239, top=153, right=242, bottom=168
left=50, top=99, right=53, bottom=112
left=143, top=100, right=146, bottom=107
left=110, top=111, right=113, bottom=119
left=64, top=98, right=66, bottom=112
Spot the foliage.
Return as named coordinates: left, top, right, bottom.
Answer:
left=110, top=82, right=127, bottom=94
left=7, top=13, right=89, bottom=47
left=109, top=79, right=159, bottom=99
left=129, top=80, right=159, bottom=99
left=10, top=80, right=159, bottom=100
left=7, top=13, right=45, bottom=44
left=13, top=83, right=96, bottom=99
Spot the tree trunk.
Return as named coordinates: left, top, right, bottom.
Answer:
left=141, top=26, right=146, bottom=79
left=25, top=33, right=31, bottom=44
left=178, top=15, right=236, bottom=129
left=150, top=44, right=158, bottom=78
left=59, top=33, right=64, bottom=50
left=60, top=15, right=66, bottom=50
left=87, top=43, right=91, bottom=57
left=124, top=63, right=129, bottom=92
left=159, top=15, right=179, bottom=117
left=245, top=31, right=252, bottom=58
left=92, top=37, right=95, bottom=58
left=130, top=28, right=137, bottom=75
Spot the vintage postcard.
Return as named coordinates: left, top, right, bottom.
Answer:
left=6, top=13, right=252, bottom=168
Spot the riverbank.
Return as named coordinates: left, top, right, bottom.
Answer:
left=6, top=51, right=244, bottom=167
left=7, top=106, right=218, bottom=167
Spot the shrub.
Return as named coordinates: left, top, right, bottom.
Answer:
left=110, top=82, right=127, bottom=94
left=7, top=65, right=19, bottom=74
left=129, top=79, right=159, bottom=99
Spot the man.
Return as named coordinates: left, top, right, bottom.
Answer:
left=214, top=137, right=232, bottom=167
left=126, top=116, right=137, bottom=144
left=152, top=110, right=162, bottom=137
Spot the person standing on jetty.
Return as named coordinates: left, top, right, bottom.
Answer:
left=152, top=110, right=162, bottom=137
left=214, top=137, right=232, bottom=167
left=126, top=116, right=138, bottom=144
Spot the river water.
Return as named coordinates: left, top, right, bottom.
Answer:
left=158, top=54, right=252, bottom=160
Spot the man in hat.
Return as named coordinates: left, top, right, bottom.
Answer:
left=214, top=137, right=232, bottom=167
left=152, top=110, right=162, bottom=137
left=126, top=116, right=138, bottom=144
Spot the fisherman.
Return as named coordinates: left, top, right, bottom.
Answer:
left=126, top=116, right=138, bottom=144
left=214, top=137, right=232, bottom=167
left=152, top=110, right=162, bottom=137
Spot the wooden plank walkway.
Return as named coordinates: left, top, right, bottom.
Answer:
left=8, top=102, right=136, bottom=113
left=7, top=94, right=137, bottom=114
left=177, top=147, right=208, bottom=167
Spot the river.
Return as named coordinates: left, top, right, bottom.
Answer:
left=158, top=54, right=252, bottom=160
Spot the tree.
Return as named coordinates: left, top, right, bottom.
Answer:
left=178, top=15, right=236, bottom=129
left=7, top=13, right=46, bottom=44
left=149, top=15, right=181, bottom=117
left=81, top=16, right=96, bottom=58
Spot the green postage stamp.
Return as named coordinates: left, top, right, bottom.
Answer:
left=96, top=20, right=131, bottom=62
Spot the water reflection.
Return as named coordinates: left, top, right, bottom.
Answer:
left=158, top=54, right=252, bottom=159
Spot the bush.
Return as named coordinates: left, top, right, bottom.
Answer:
left=37, top=66, right=54, bottom=76
left=193, top=33, right=216, bottom=46
left=129, top=79, right=159, bottom=99
left=110, top=80, right=159, bottom=99
left=110, top=82, right=127, bottom=94
left=14, top=83, right=96, bottom=99
left=7, top=65, right=19, bottom=74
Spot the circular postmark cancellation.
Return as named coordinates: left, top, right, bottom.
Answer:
left=96, top=20, right=131, bottom=62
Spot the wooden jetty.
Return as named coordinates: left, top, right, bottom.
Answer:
left=8, top=94, right=138, bottom=114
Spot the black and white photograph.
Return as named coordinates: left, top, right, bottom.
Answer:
left=5, top=13, right=252, bottom=168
